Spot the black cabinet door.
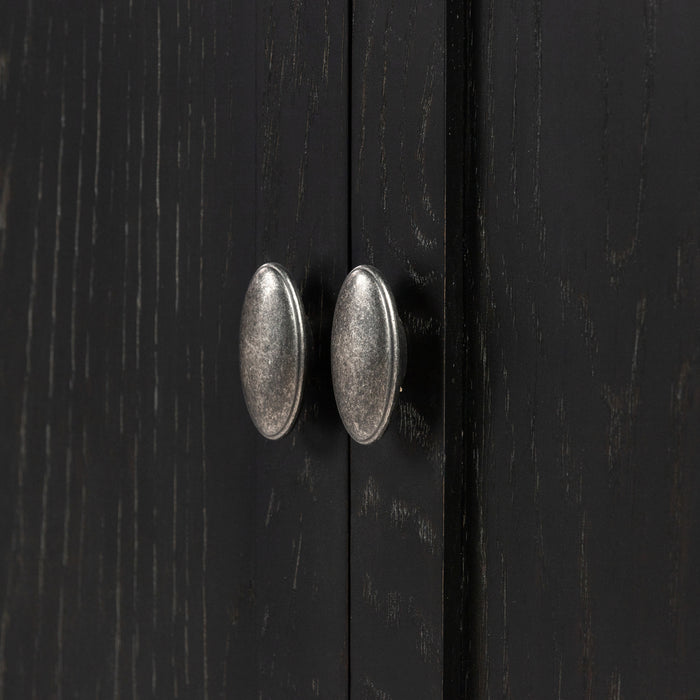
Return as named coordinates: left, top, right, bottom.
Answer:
left=0, top=2, right=350, bottom=697
left=348, top=1, right=466, bottom=697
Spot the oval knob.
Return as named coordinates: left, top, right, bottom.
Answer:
left=331, top=265, right=406, bottom=444
left=239, top=263, right=308, bottom=439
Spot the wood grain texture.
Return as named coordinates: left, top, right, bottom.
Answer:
left=0, top=1, right=349, bottom=697
left=4, top=0, right=699, bottom=697
left=468, top=0, right=700, bottom=696
left=350, top=1, right=464, bottom=697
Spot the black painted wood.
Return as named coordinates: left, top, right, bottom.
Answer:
left=2, top=0, right=699, bottom=697
left=467, top=0, right=700, bottom=697
left=0, top=1, right=349, bottom=697
left=350, top=1, right=457, bottom=697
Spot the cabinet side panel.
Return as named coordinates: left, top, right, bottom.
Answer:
left=471, top=0, right=700, bottom=696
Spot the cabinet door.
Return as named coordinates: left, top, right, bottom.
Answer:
left=349, top=1, right=468, bottom=697
left=0, top=2, right=349, bottom=697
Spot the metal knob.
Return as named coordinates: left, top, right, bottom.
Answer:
left=239, top=263, right=308, bottom=439
left=331, top=265, right=406, bottom=444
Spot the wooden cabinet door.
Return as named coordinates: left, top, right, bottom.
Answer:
left=348, top=1, right=467, bottom=697
left=0, top=2, right=349, bottom=697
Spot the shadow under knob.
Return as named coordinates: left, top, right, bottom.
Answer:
left=239, top=263, right=308, bottom=439
left=331, top=265, right=406, bottom=444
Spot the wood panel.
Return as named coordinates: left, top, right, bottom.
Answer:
left=0, top=0, right=349, bottom=697
left=468, top=0, right=700, bottom=696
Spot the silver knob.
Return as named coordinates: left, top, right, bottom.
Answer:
left=239, top=263, right=308, bottom=439
left=331, top=265, right=406, bottom=444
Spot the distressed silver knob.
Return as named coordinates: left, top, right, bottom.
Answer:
left=331, top=265, right=406, bottom=444
left=239, top=263, right=308, bottom=439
